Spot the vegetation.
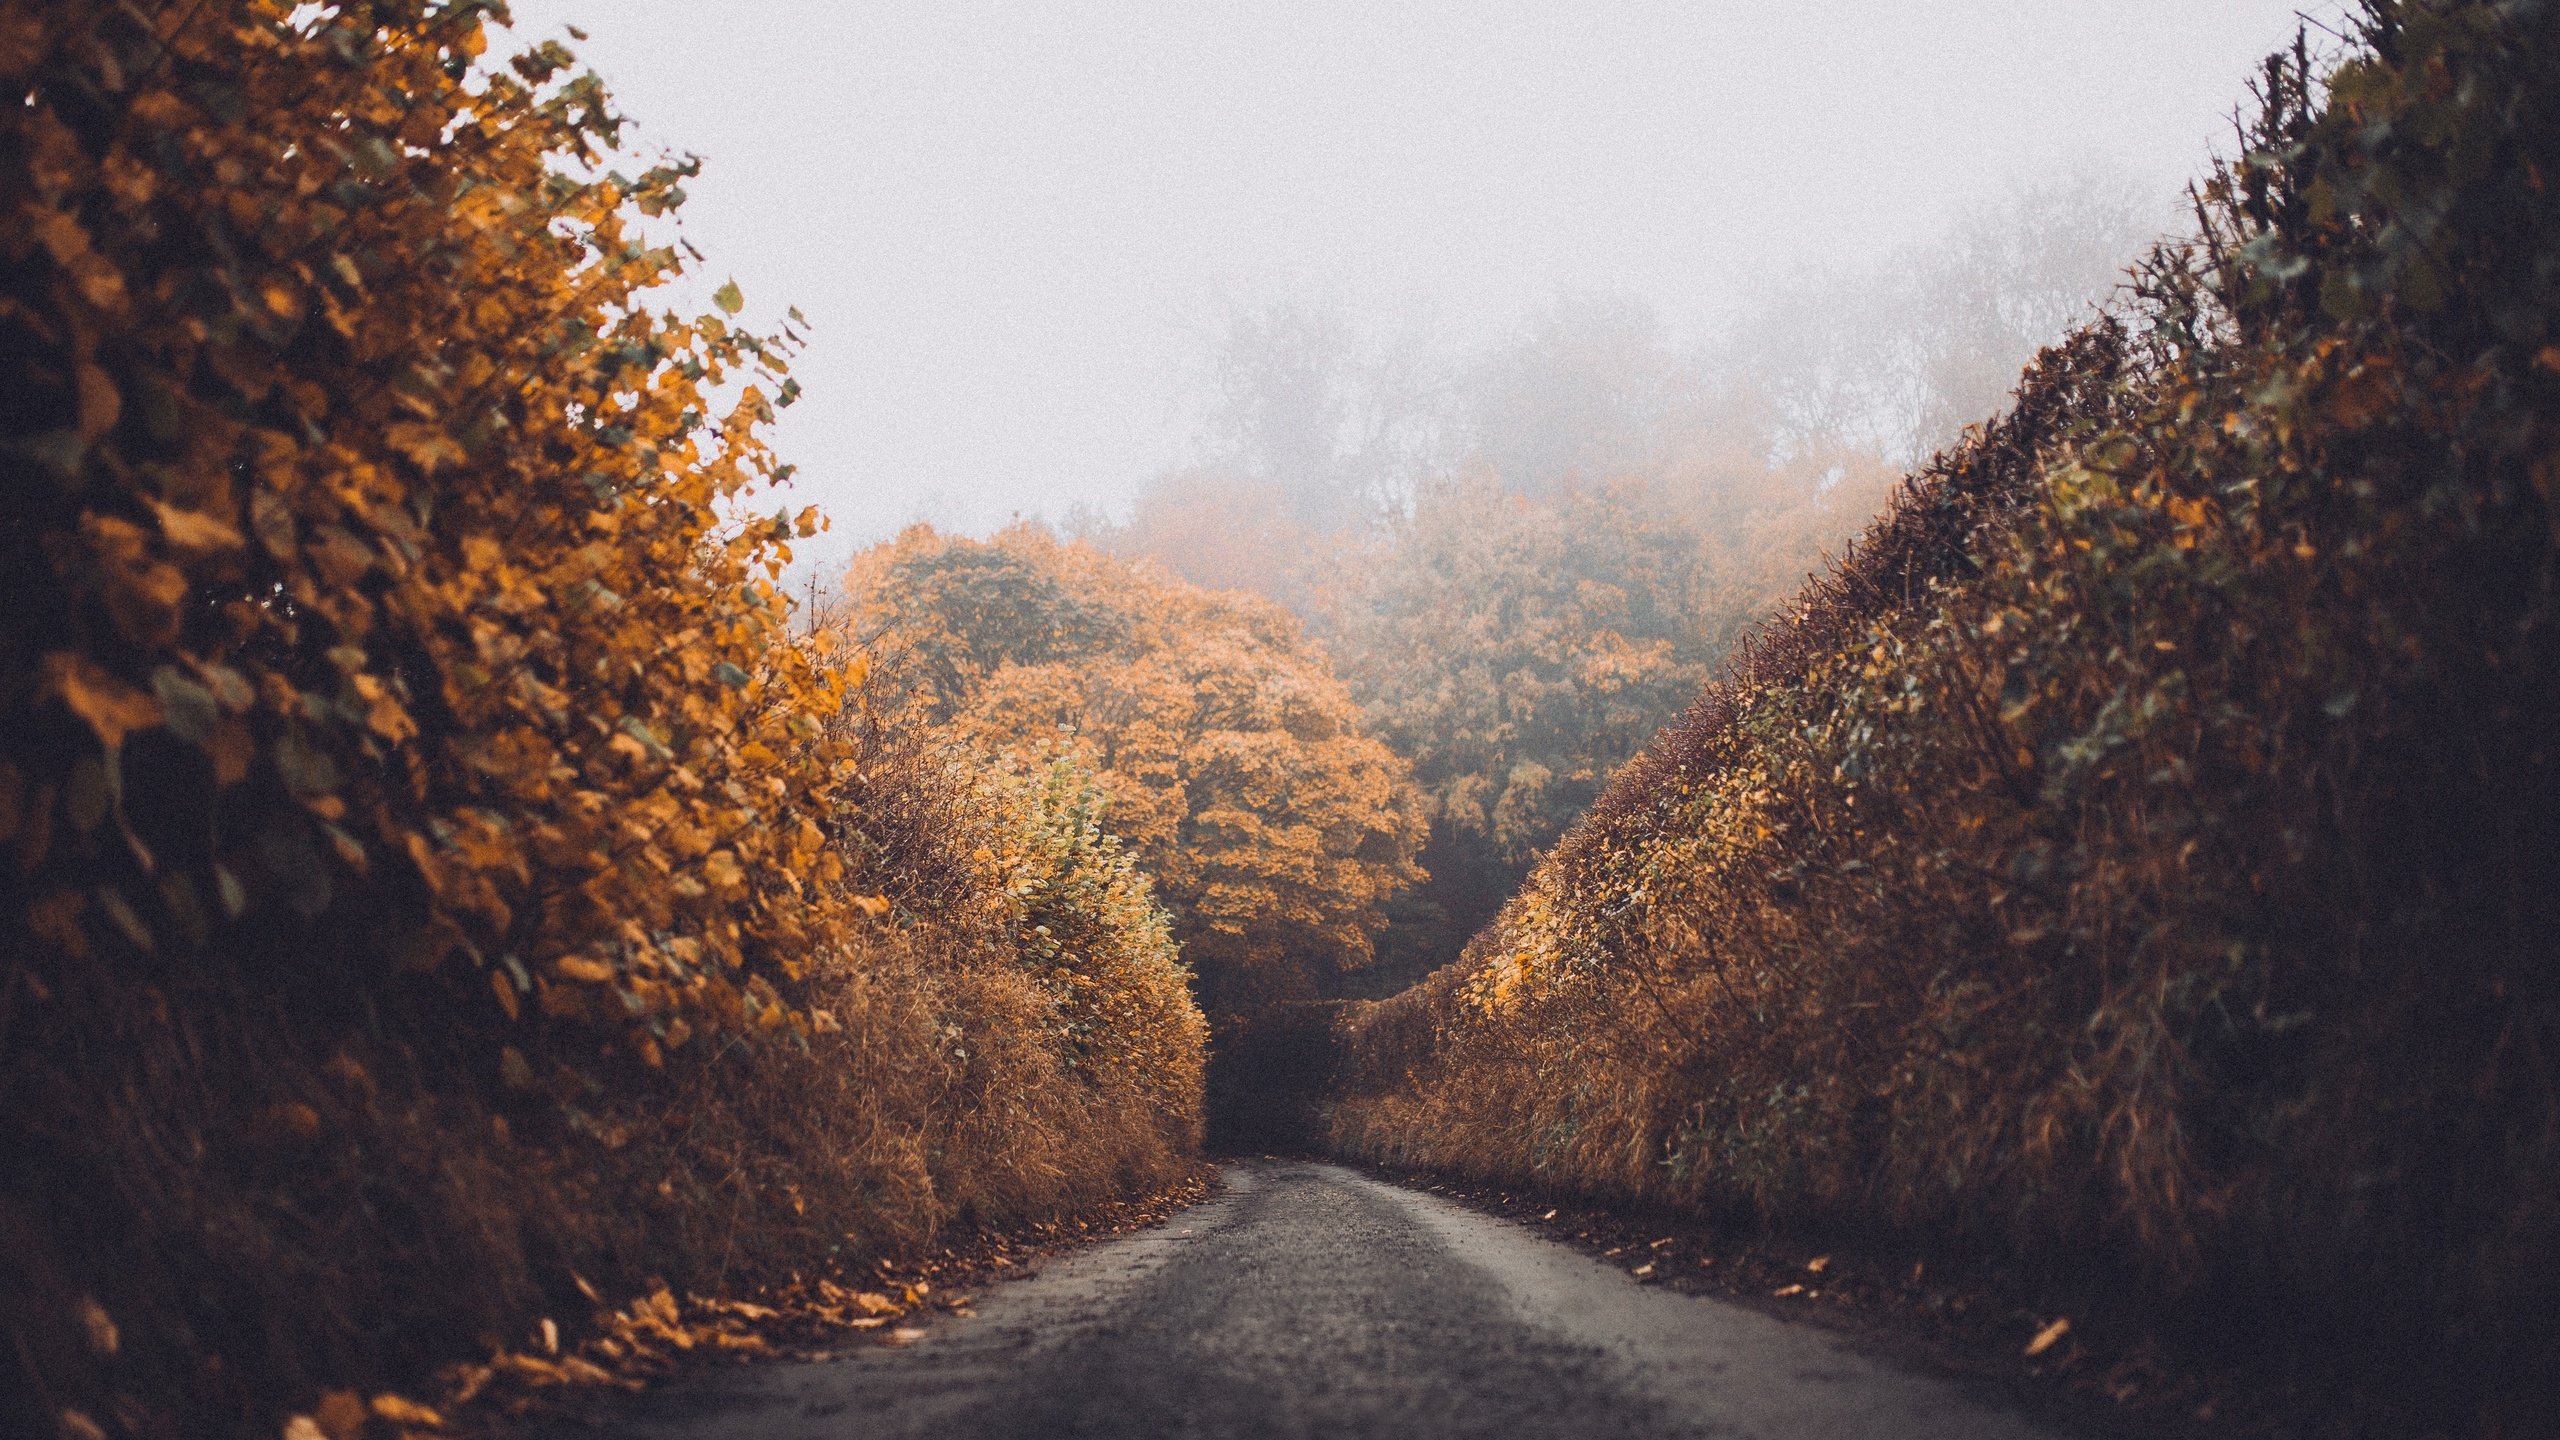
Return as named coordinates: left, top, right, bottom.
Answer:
left=840, top=525, right=1428, bottom=1031
left=1096, top=193, right=2146, bottom=980
left=0, top=6, right=1200, bottom=1437
left=1320, top=476, right=1737, bottom=972
left=8, top=0, right=2550, bottom=1433
left=1333, top=1, right=2560, bottom=1427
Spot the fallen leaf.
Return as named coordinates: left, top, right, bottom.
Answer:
left=75, top=1297, right=117, bottom=1357
left=885, top=1326, right=927, bottom=1346
left=1806, top=1255, right=1830, bottom=1274
left=370, top=1393, right=443, bottom=1428
left=1773, top=1283, right=1805, bottom=1297
left=2024, top=1317, right=2072, bottom=1357
left=151, top=499, right=245, bottom=554
left=314, top=1391, right=366, bottom=1440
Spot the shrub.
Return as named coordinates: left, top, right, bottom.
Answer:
left=1334, top=3, right=2560, bottom=1427
left=0, top=7, right=1202, bottom=1435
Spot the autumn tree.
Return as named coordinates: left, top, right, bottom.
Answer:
left=1314, top=475, right=1726, bottom=971
left=843, top=525, right=1428, bottom=1028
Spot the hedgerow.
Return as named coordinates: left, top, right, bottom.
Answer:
left=0, top=5, right=1202, bottom=1436
left=1333, top=2, right=2560, bottom=1426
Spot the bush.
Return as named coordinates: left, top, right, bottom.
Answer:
left=0, top=7, right=1201, bottom=1436
left=1334, top=3, right=2560, bottom=1428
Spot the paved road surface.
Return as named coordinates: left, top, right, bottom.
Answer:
left=603, top=1160, right=2070, bottom=1440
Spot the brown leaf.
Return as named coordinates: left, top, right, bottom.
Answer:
left=43, top=653, right=161, bottom=749
left=74, top=1297, right=116, bottom=1357
left=312, top=1390, right=366, bottom=1440
left=150, top=499, right=245, bottom=555
left=371, top=1393, right=445, bottom=1424
left=74, top=363, right=120, bottom=439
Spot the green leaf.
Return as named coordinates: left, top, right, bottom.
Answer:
left=152, top=667, right=219, bottom=745
left=712, top=279, right=744, bottom=316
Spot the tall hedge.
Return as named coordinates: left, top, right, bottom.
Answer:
left=1, top=6, right=1204, bottom=1436
left=1334, top=3, right=2560, bottom=1428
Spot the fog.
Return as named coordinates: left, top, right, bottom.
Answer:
left=503, top=0, right=2330, bottom=559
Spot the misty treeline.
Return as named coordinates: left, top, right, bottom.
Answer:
left=1071, top=175, right=2163, bottom=974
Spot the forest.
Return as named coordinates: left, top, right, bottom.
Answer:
left=2, top=1, right=2553, bottom=1438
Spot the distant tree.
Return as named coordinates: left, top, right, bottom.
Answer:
left=1092, top=183, right=2154, bottom=984
left=1457, top=292, right=1685, bottom=497
left=1750, top=171, right=2164, bottom=464
left=1323, top=475, right=1736, bottom=974
left=1194, top=303, right=1441, bottom=533
left=1089, top=468, right=1334, bottom=616
left=844, top=526, right=1428, bottom=1029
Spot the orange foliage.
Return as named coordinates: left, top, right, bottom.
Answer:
left=0, top=9, right=1204, bottom=1437
left=1, top=0, right=845, bottom=1049
left=1335, top=5, right=2560, bottom=1426
left=844, top=525, right=1427, bottom=1026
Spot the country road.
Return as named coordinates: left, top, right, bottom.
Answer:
left=594, top=1161, right=2074, bottom=1440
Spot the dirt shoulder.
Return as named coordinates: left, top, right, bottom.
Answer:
left=462, top=1166, right=1220, bottom=1435
left=1338, top=1159, right=2439, bottom=1440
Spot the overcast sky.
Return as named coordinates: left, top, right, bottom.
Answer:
left=503, top=1, right=2330, bottom=551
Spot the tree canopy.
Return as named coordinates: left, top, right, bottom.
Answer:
left=844, top=526, right=1428, bottom=1027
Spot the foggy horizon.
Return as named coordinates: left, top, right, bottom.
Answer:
left=505, top=1, right=2335, bottom=557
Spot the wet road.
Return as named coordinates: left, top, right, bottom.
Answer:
left=603, top=1160, right=2070, bottom=1440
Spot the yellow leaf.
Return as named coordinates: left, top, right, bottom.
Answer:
left=75, top=1297, right=117, bottom=1357
left=43, top=653, right=161, bottom=749
left=150, top=499, right=245, bottom=555
left=555, top=954, right=615, bottom=983
left=2023, top=1317, right=2071, bottom=1357
left=702, top=850, right=744, bottom=889
left=385, top=421, right=466, bottom=475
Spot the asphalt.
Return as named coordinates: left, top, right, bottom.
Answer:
left=598, top=1160, right=2073, bottom=1440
